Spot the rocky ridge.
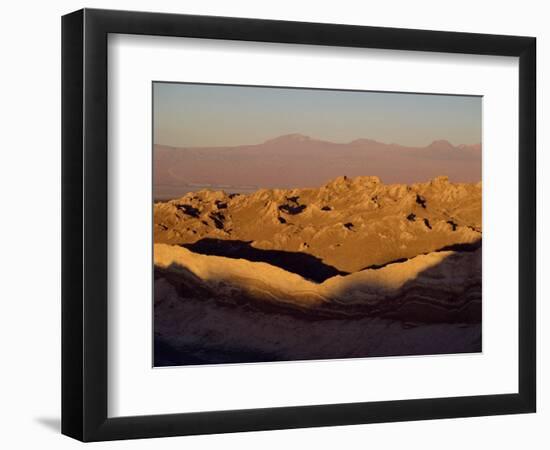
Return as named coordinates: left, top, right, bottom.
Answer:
left=155, top=243, right=481, bottom=323
left=154, top=176, right=482, bottom=273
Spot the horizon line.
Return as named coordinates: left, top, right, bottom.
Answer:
left=154, top=174, right=482, bottom=197
left=153, top=133, right=482, bottom=150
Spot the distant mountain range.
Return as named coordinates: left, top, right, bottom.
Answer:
left=154, top=134, right=481, bottom=196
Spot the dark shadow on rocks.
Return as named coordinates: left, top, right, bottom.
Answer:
left=376, top=249, right=482, bottom=324
left=155, top=337, right=282, bottom=367
left=361, top=238, right=482, bottom=271
left=343, top=242, right=482, bottom=324
left=278, top=203, right=306, bottom=215
left=436, top=240, right=481, bottom=252
left=175, top=204, right=200, bottom=218
left=182, top=238, right=348, bottom=282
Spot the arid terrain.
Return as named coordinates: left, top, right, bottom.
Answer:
left=154, top=174, right=482, bottom=366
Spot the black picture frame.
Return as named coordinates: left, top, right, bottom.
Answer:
left=61, top=8, right=536, bottom=442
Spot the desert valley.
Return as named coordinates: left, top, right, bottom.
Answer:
left=152, top=83, right=482, bottom=366
left=153, top=138, right=482, bottom=365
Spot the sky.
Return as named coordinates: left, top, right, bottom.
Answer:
left=153, top=82, right=481, bottom=148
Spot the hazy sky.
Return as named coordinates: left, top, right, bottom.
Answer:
left=153, top=82, right=481, bottom=148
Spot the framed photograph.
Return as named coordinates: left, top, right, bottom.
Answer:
left=61, top=8, right=536, bottom=441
